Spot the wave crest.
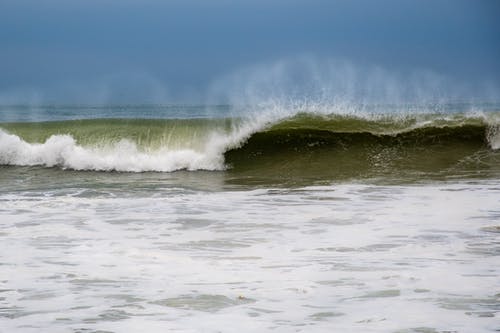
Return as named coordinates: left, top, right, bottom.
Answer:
left=1, top=110, right=499, bottom=172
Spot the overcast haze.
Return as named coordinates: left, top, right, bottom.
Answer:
left=1, top=0, right=499, bottom=104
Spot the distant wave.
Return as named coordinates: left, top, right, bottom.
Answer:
left=1, top=111, right=499, bottom=173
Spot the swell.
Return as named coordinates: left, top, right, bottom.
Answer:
left=0, top=113, right=499, bottom=174
left=1, top=113, right=496, bottom=146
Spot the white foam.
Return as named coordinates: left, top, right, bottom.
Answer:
left=1, top=182, right=499, bottom=332
left=0, top=129, right=226, bottom=172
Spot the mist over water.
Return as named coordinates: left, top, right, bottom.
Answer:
left=1, top=56, right=499, bottom=107
left=206, top=56, right=494, bottom=110
left=1, top=58, right=500, bottom=333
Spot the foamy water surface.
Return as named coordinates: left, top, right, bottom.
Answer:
left=1, top=175, right=499, bottom=332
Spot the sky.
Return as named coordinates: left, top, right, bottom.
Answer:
left=0, top=0, right=499, bottom=104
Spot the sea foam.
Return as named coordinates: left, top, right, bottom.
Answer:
left=0, top=129, right=223, bottom=172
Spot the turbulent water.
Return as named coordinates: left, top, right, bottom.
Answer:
left=1, top=104, right=499, bottom=332
left=1, top=104, right=499, bottom=180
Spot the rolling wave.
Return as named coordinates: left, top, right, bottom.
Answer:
left=0, top=112, right=499, bottom=173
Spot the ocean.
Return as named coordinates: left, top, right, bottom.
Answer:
left=0, top=103, right=499, bottom=332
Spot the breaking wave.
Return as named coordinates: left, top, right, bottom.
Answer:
left=0, top=109, right=499, bottom=173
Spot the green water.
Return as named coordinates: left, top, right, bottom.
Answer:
left=1, top=108, right=499, bottom=185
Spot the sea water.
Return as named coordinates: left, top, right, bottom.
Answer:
left=0, top=104, right=499, bottom=332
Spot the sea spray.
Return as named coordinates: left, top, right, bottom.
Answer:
left=486, top=124, right=500, bottom=150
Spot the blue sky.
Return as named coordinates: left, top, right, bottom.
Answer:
left=0, top=0, right=499, bottom=103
